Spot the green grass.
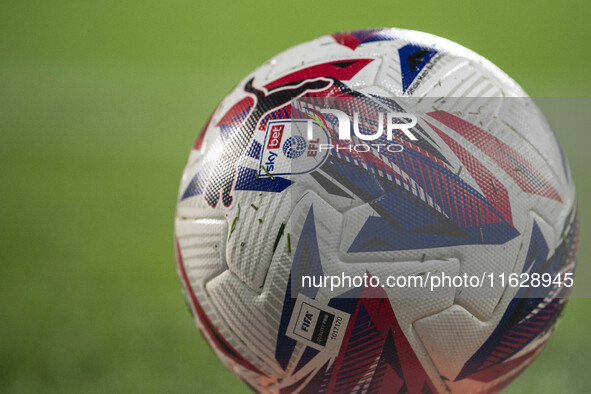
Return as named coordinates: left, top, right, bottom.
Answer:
left=0, top=0, right=589, bottom=392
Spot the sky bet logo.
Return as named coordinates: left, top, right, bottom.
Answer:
left=257, top=120, right=330, bottom=177
left=266, top=124, right=284, bottom=149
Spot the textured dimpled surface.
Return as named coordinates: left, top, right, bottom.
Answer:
left=174, top=28, right=577, bottom=393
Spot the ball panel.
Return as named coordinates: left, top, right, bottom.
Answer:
left=174, top=28, right=577, bottom=393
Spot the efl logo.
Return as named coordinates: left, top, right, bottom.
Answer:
left=258, top=120, right=330, bottom=177
left=267, top=124, right=285, bottom=149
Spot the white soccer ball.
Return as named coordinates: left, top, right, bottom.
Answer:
left=174, top=28, right=577, bottom=393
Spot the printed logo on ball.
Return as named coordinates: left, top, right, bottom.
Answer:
left=286, top=294, right=350, bottom=353
left=266, top=124, right=285, bottom=150
left=259, top=120, right=330, bottom=177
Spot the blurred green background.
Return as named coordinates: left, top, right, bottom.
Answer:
left=1, top=0, right=589, bottom=392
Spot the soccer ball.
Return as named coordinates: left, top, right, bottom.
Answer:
left=174, top=28, right=577, bottom=393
